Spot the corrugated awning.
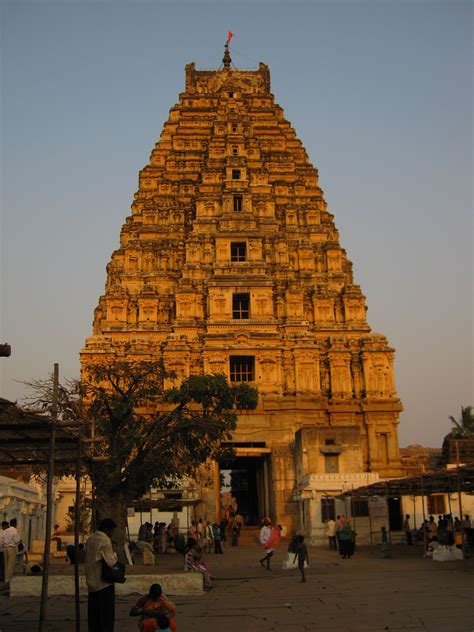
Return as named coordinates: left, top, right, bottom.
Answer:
left=337, top=463, right=474, bottom=498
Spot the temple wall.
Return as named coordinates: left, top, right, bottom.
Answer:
left=81, top=53, right=403, bottom=526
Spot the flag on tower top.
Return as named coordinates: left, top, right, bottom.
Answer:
left=227, top=31, right=233, bottom=43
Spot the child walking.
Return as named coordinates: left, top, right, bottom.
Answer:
left=293, top=534, right=309, bottom=582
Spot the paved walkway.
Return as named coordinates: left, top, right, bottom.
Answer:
left=0, top=543, right=473, bottom=631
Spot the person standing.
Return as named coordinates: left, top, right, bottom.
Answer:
left=231, top=518, right=241, bottom=547
left=187, top=520, right=197, bottom=542
left=260, top=521, right=281, bottom=570
left=85, top=518, right=118, bottom=632
left=0, top=520, right=9, bottom=582
left=259, top=519, right=272, bottom=568
left=381, top=526, right=391, bottom=558
left=337, top=518, right=353, bottom=559
left=326, top=518, right=337, bottom=550
left=3, top=518, right=20, bottom=585
left=293, top=534, right=309, bottom=582
left=203, top=520, right=213, bottom=554
left=403, top=514, right=412, bottom=545
left=219, top=517, right=228, bottom=548
left=196, top=518, right=204, bottom=543
left=212, top=523, right=223, bottom=554
left=335, top=514, right=344, bottom=549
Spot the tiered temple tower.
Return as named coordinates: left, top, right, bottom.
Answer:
left=81, top=48, right=403, bottom=535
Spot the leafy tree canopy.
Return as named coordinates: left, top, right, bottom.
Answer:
left=23, top=361, right=258, bottom=554
left=448, top=406, right=474, bottom=438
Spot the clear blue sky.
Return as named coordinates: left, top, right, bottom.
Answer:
left=1, top=0, right=472, bottom=447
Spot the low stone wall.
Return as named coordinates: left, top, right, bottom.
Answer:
left=10, top=573, right=203, bottom=597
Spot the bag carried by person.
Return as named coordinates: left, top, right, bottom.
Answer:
left=101, top=558, right=126, bottom=583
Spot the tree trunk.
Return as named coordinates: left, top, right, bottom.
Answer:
left=96, top=489, right=130, bottom=565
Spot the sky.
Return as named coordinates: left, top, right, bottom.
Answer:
left=1, top=0, right=472, bottom=447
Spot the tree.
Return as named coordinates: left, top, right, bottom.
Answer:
left=448, top=406, right=474, bottom=438
left=24, top=361, right=258, bottom=558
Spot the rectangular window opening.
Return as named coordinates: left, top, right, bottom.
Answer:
left=321, top=497, right=336, bottom=522
left=231, top=242, right=247, bottom=262
left=427, top=495, right=446, bottom=515
left=350, top=499, right=369, bottom=517
left=230, top=356, right=255, bottom=382
left=233, top=195, right=243, bottom=212
left=232, top=169, right=241, bottom=180
left=232, top=146, right=238, bottom=156
left=231, top=124, right=238, bottom=133
left=232, top=293, right=250, bottom=319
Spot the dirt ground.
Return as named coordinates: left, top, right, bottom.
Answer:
left=0, top=543, right=473, bottom=631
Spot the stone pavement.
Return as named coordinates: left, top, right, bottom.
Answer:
left=0, top=543, right=473, bottom=631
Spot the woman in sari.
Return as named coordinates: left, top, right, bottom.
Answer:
left=130, top=583, right=177, bottom=632
left=337, top=518, right=354, bottom=559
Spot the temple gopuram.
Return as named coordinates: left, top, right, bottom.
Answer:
left=81, top=45, right=403, bottom=542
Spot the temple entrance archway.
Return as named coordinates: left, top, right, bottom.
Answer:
left=219, top=446, right=271, bottom=525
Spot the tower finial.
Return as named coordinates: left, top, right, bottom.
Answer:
left=223, top=31, right=233, bottom=68
left=223, top=42, right=232, bottom=68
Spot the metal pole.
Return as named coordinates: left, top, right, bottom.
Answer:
left=420, top=473, right=428, bottom=555
left=351, top=485, right=356, bottom=532
left=412, top=489, right=417, bottom=530
left=90, top=463, right=96, bottom=532
left=456, top=469, right=467, bottom=570
left=367, top=481, right=373, bottom=546
left=38, top=363, right=59, bottom=632
left=74, top=440, right=81, bottom=632
left=385, top=481, right=392, bottom=545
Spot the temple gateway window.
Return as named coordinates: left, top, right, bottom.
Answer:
left=232, top=293, right=250, bottom=319
left=427, top=494, right=446, bottom=515
left=231, top=242, right=247, bottom=262
left=232, top=169, right=241, bottom=180
left=233, top=195, right=243, bottom=212
left=230, top=355, right=255, bottom=382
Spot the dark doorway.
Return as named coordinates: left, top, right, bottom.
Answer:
left=219, top=456, right=267, bottom=525
left=388, top=496, right=402, bottom=531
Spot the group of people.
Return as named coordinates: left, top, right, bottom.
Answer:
left=133, top=514, right=244, bottom=565
left=417, top=513, right=474, bottom=548
left=135, top=521, right=176, bottom=563
left=187, top=516, right=242, bottom=553
left=325, top=515, right=356, bottom=559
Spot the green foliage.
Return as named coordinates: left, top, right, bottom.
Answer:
left=82, top=362, right=258, bottom=509
left=23, top=361, right=258, bottom=547
left=449, top=406, right=474, bottom=438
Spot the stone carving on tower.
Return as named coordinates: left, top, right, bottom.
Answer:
left=81, top=46, right=403, bottom=530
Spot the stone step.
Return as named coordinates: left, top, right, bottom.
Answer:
left=11, top=572, right=202, bottom=597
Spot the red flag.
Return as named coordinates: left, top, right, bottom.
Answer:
left=227, top=31, right=233, bottom=43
